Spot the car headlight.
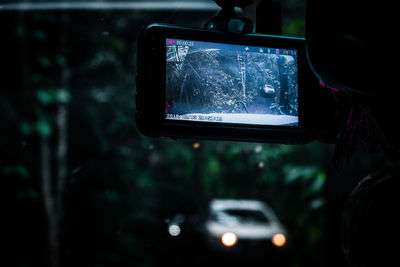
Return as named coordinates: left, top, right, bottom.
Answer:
left=272, top=233, right=286, bottom=247
left=221, top=232, right=238, bottom=247
left=168, top=224, right=181, bottom=237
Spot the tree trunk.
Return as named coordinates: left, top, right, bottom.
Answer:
left=278, top=56, right=289, bottom=113
left=41, top=11, right=70, bottom=267
left=41, top=139, right=61, bottom=267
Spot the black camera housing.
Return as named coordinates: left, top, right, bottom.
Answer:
left=136, top=24, right=318, bottom=144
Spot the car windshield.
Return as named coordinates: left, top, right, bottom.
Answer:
left=1, top=1, right=328, bottom=267
left=212, top=209, right=270, bottom=224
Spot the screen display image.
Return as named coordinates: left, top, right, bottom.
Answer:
left=165, top=38, right=299, bottom=126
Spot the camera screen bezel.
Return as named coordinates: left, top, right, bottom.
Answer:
left=136, top=24, right=316, bottom=143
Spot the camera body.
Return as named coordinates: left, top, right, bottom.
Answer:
left=136, top=24, right=318, bottom=144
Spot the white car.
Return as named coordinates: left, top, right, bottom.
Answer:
left=262, top=84, right=276, bottom=97
left=203, top=199, right=288, bottom=253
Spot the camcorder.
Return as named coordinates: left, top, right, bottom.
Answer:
left=135, top=1, right=400, bottom=267
left=136, top=24, right=318, bottom=144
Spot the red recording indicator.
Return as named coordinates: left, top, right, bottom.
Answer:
left=167, top=39, right=175, bottom=44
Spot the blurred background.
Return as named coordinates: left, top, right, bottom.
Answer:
left=0, top=1, right=380, bottom=266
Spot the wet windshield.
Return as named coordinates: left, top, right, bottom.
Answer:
left=1, top=1, right=327, bottom=267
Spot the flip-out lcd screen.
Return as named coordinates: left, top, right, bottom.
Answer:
left=165, top=38, right=299, bottom=126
